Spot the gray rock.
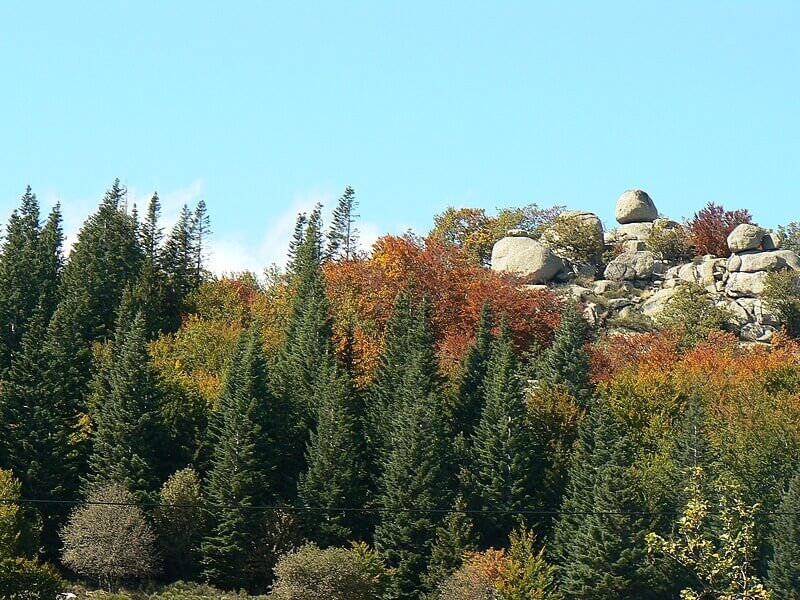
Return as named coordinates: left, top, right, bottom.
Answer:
left=641, top=287, right=677, bottom=318
left=615, top=189, right=658, bottom=224
left=726, top=271, right=769, bottom=297
left=622, top=240, right=647, bottom=252
left=718, top=300, right=750, bottom=327
left=762, top=231, right=783, bottom=250
left=604, top=250, right=656, bottom=281
left=491, top=237, right=565, bottom=283
left=727, top=224, right=767, bottom=253
left=506, top=229, right=531, bottom=238
left=727, top=249, right=800, bottom=273
left=615, top=222, right=655, bottom=242
left=740, top=322, right=775, bottom=343
left=592, top=279, right=619, bottom=295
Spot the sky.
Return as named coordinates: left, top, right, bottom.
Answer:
left=1, top=1, right=798, bottom=274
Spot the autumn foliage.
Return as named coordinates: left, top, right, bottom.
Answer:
left=688, top=202, right=752, bottom=257
left=324, top=234, right=562, bottom=385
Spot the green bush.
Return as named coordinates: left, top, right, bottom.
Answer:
left=647, top=222, right=693, bottom=262
left=0, top=557, right=66, bottom=600
left=763, top=270, right=800, bottom=338
left=543, top=214, right=603, bottom=264
left=270, top=543, right=391, bottom=600
left=657, top=283, right=731, bottom=346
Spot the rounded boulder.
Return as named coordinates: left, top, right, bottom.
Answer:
left=614, top=189, right=658, bottom=224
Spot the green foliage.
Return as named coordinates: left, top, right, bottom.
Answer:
left=61, top=482, right=159, bottom=591
left=0, top=557, right=66, bottom=600
left=657, top=283, right=731, bottom=347
left=647, top=222, right=694, bottom=262
left=298, top=362, right=370, bottom=545
left=467, top=321, right=541, bottom=548
left=202, top=325, right=293, bottom=591
left=496, top=527, right=561, bottom=600
left=154, top=467, right=205, bottom=582
left=647, top=468, right=771, bottom=600
left=326, top=186, right=360, bottom=261
left=453, top=302, right=493, bottom=439
left=763, top=271, right=800, bottom=338
left=538, top=301, right=592, bottom=405
left=542, top=213, right=603, bottom=264
left=271, top=543, right=392, bottom=600
left=422, top=497, right=478, bottom=595
left=767, top=466, right=800, bottom=599
left=0, top=469, right=40, bottom=560
left=777, top=221, right=800, bottom=254
left=86, top=313, right=164, bottom=503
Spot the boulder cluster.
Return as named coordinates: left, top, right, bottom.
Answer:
left=489, top=190, right=800, bottom=343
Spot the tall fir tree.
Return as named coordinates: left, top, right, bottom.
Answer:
left=556, top=402, right=665, bottom=599
left=325, top=185, right=359, bottom=261
left=59, top=179, right=143, bottom=343
left=374, top=303, right=455, bottom=600
left=286, top=212, right=307, bottom=273
left=466, top=319, right=542, bottom=548
left=538, top=301, right=592, bottom=405
left=162, top=204, right=196, bottom=330
left=202, top=324, right=293, bottom=590
left=35, top=203, right=65, bottom=322
left=273, top=205, right=334, bottom=478
left=767, top=465, right=800, bottom=599
left=0, top=186, right=46, bottom=371
left=134, top=193, right=170, bottom=337
left=86, top=312, right=164, bottom=503
left=453, top=301, right=494, bottom=439
left=297, top=360, right=370, bottom=546
left=191, top=198, right=211, bottom=287
left=422, top=496, right=478, bottom=596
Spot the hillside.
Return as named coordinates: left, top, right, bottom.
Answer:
left=2, top=183, right=800, bottom=599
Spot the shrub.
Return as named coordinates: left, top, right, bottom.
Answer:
left=270, top=543, right=391, bottom=600
left=0, top=557, right=66, bottom=600
left=777, top=221, right=800, bottom=254
left=542, top=214, right=603, bottom=264
left=657, top=283, right=731, bottom=347
left=148, top=581, right=268, bottom=599
left=437, top=549, right=507, bottom=600
left=646, top=222, right=693, bottom=262
left=60, top=483, right=159, bottom=591
left=154, top=467, right=204, bottom=581
left=495, top=528, right=562, bottom=600
left=688, top=202, right=752, bottom=258
left=763, top=271, right=800, bottom=338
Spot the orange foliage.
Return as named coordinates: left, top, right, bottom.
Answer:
left=688, top=202, right=752, bottom=258
left=325, top=234, right=562, bottom=386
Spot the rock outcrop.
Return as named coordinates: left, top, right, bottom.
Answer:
left=614, top=189, right=658, bottom=224
left=490, top=235, right=565, bottom=283
left=727, top=224, right=767, bottom=253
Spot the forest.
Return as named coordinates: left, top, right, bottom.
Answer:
left=2, top=181, right=800, bottom=600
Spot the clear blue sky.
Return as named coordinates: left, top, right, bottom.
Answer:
left=1, top=1, right=798, bottom=273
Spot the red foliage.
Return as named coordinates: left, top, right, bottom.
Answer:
left=589, top=331, right=680, bottom=384
left=688, top=202, right=752, bottom=258
left=324, top=234, right=562, bottom=385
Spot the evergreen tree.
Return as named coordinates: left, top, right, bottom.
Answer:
left=374, top=303, right=454, bottom=600
left=454, top=301, right=494, bottom=439
left=557, top=403, right=665, bottom=599
left=35, top=203, right=65, bottom=322
left=154, top=467, right=205, bottom=582
left=191, top=198, right=211, bottom=287
left=325, top=185, right=360, bottom=261
left=140, top=192, right=163, bottom=264
left=467, top=320, right=541, bottom=548
left=768, top=466, right=800, bottom=599
left=59, top=179, right=143, bottom=342
left=0, top=186, right=45, bottom=371
left=286, top=212, right=307, bottom=272
left=135, top=193, right=170, bottom=337
left=422, top=496, right=477, bottom=596
left=86, top=312, right=163, bottom=503
left=298, top=361, right=370, bottom=546
left=202, top=325, right=293, bottom=590
left=162, top=204, right=195, bottom=330
left=538, top=301, right=591, bottom=405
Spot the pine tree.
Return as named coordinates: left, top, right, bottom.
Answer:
left=298, top=361, right=370, bottom=546
left=86, top=312, right=163, bottom=503
left=422, top=496, right=477, bottom=596
left=162, top=204, right=195, bottom=330
left=0, top=186, right=45, bottom=371
left=538, top=301, right=591, bottom=405
left=140, top=192, right=163, bottom=264
left=286, top=212, right=307, bottom=272
left=557, top=403, right=664, bottom=599
left=768, top=466, right=800, bottom=599
left=59, top=179, right=143, bottom=342
left=453, top=302, right=493, bottom=439
left=202, top=325, right=293, bottom=590
left=191, top=198, right=211, bottom=287
left=374, top=303, right=454, bottom=600
left=325, top=186, right=359, bottom=261
left=35, top=203, right=65, bottom=322
left=467, top=320, right=541, bottom=548
left=135, top=193, right=170, bottom=337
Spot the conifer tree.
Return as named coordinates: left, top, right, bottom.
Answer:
left=86, top=312, right=163, bottom=503
left=202, top=325, right=293, bottom=590
left=298, top=361, right=370, bottom=546
left=0, top=186, right=45, bottom=371
left=325, top=185, right=359, bottom=261
left=768, top=466, right=800, bottom=599
left=286, top=212, right=307, bottom=272
left=454, top=302, right=493, bottom=439
left=162, top=204, right=196, bottom=330
left=374, top=303, right=454, bottom=600
left=134, top=193, right=170, bottom=336
left=538, top=301, right=591, bottom=405
left=191, top=198, right=211, bottom=287
left=467, top=319, right=541, bottom=548
left=59, top=179, right=143, bottom=342
left=557, top=403, right=665, bottom=599
left=35, top=203, right=65, bottom=322
left=422, top=496, right=478, bottom=596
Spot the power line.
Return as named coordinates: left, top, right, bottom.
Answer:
left=2, top=497, right=799, bottom=517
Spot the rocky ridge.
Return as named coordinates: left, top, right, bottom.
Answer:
left=490, top=190, right=800, bottom=343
